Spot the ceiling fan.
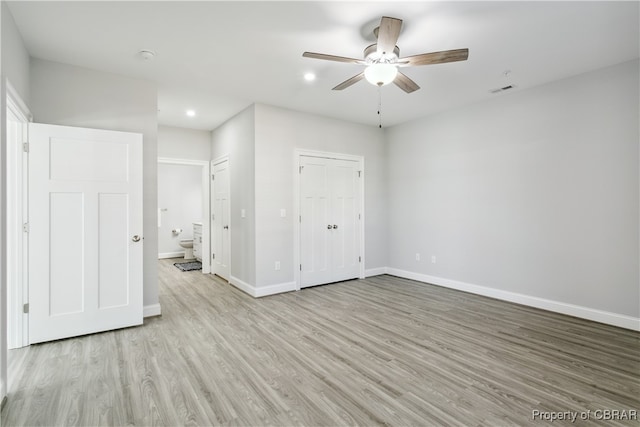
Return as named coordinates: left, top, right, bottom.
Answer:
left=303, top=16, right=469, bottom=93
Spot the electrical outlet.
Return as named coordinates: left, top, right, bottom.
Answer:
left=280, top=209, right=286, bottom=218
left=431, top=255, right=437, bottom=264
left=415, top=253, right=420, bottom=261
left=275, top=261, right=281, bottom=271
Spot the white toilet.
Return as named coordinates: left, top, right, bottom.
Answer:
left=179, top=239, right=195, bottom=260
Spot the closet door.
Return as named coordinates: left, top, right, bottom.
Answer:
left=300, top=156, right=360, bottom=288
left=300, top=157, right=332, bottom=287
left=329, top=159, right=360, bottom=282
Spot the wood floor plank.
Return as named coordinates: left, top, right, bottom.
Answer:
left=2, top=259, right=639, bottom=426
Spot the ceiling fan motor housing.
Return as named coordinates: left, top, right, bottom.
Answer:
left=364, top=44, right=400, bottom=64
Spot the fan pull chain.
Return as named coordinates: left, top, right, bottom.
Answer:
left=377, top=86, right=383, bottom=128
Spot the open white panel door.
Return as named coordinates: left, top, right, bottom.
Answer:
left=28, top=123, right=143, bottom=344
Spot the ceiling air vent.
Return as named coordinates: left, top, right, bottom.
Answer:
left=489, top=85, right=516, bottom=94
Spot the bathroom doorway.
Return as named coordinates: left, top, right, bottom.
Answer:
left=157, top=158, right=211, bottom=273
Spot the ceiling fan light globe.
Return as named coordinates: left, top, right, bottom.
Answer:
left=364, top=63, right=398, bottom=86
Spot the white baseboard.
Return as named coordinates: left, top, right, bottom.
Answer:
left=365, top=267, right=387, bottom=277
left=229, top=276, right=297, bottom=298
left=158, top=251, right=184, bottom=259
left=229, top=276, right=255, bottom=296
left=385, top=268, right=640, bottom=331
left=143, top=303, right=162, bottom=318
left=255, top=281, right=297, bottom=297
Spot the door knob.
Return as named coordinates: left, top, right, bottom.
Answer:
left=224, top=225, right=229, bottom=230
left=333, top=224, right=338, bottom=229
left=327, top=224, right=332, bottom=229
left=132, top=235, right=141, bottom=242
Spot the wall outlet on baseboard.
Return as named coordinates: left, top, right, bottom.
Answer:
left=415, top=253, right=420, bottom=261
left=275, top=261, right=281, bottom=271
left=431, top=255, right=437, bottom=264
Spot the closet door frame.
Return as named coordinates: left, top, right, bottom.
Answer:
left=293, top=149, right=365, bottom=290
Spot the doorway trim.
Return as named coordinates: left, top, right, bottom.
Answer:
left=6, top=80, right=32, bottom=349
left=157, top=157, right=211, bottom=274
left=293, top=149, right=365, bottom=290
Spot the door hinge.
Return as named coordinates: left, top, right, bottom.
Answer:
left=23, top=303, right=29, bottom=314
left=23, top=222, right=29, bottom=233
left=359, top=256, right=362, bottom=263
left=22, top=142, right=29, bottom=153
left=299, top=264, right=302, bottom=271
left=212, top=253, right=215, bottom=260
left=212, top=213, right=215, bottom=221
left=299, top=215, right=301, bottom=223
left=299, top=166, right=303, bottom=174
left=211, top=174, right=215, bottom=181
left=357, top=170, right=362, bottom=178
left=358, top=213, right=361, bottom=220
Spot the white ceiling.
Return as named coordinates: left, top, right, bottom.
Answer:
left=7, top=1, right=639, bottom=131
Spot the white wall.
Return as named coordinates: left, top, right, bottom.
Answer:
left=158, top=125, right=210, bottom=160
left=158, top=163, right=202, bottom=256
left=1, top=2, right=29, bottom=105
left=386, top=60, right=639, bottom=325
left=211, top=105, right=256, bottom=286
left=29, top=58, right=160, bottom=310
left=1, top=0, right=31, bottom=403
left=254, top=104, right=387, bottom=290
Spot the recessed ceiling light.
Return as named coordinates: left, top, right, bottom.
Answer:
left=186, top=110, right=196, bottom=117
left=304, top=72, right=316, bottom=82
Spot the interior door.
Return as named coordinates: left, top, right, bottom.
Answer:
left=329, top=159, right=360, bottom=282
left=300, top=155, right=361, bottom=288
left=300, top=157, right=332, bottom=287
left=28, top=123, right=143, bottom=344
left=212, top=158, right=230, bottom=280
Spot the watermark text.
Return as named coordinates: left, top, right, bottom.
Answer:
left=532, top=409, right=637, bottom=422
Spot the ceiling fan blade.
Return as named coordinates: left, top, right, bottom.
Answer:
left=394, top=72, right=420, bottom=93
left=332, top=72, right=365, bottom=90
left=399, top=48, right=469, bottom=66
left=303, top=52, right=363, bottom=64
left=377, top=17, right=402, bottom=55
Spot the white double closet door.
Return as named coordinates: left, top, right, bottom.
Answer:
left=300, top=155, right=361, bottom=288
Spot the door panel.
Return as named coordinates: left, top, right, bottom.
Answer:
left=300, top=158, right=332, bottom=287
left=50, top=138, right=129, bottom=182
left=330, top=160, right=360, bottom=282
left=300, top=156, right=361, bottom=288
left=98, top=193, right=130, bottom=309
left=29, top=123, right=143, bottom=344
left=212, top=159, right=230, bottom=280
left=49, top=192, right=84, bottom=315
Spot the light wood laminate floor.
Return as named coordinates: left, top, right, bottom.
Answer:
left=2, top=259, right=639, bottom=426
